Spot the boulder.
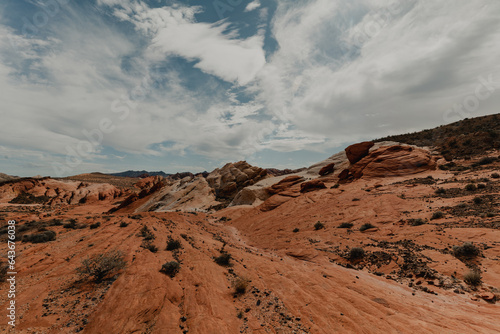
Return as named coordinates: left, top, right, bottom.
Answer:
left=319, top=163, right=335, bottom=176
left=300, top=180, right=327, bottom=193
left=345, top=141, right=374, bottom=164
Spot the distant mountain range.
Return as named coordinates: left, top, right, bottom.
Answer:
left=106, top=170, right=169, bottom=178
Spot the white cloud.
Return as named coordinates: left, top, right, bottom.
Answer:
left=245, top=0, right=261, bottom=12
left=109, top=3, right=266, bottom=86
left=258, top=0, right=500, bottom=144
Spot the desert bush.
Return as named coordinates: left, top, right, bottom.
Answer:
left=491, top=173, right=500, bottom=179
left=9, top=192, right=50, bottom=204
left=119, top=222, right=128, bottom=228
left=233, top=277, right=249, bottom=295
left=465, top=184, right=476, bottom=191
left=453, top=242, right=480, bottom=258
left=349, top=247, right=365, bottom=260
left=138, top=225, right=155, bottom=240
left=486, top=212, right=496, bottom=217
left=76, top=250, right=126, bottom=282
left=477, top=183, right=486, bottom=189
left=49, top=219, right=63, bottom=226
left=463, top=270, right=481, bottom=286
left=314, top=222, right=325, bottom=230
left=338, top=222, right=353, bottom=229
left=475, top=157, right=496, bottom=166
left=89, top=222, right=101, bottom=229
left=435, top=188, right=446, bottom=195
left=431, top=211, right=445, bottom=220
left=292, top=228, right=299, bottom=233
left=141, top=240, right=158, bottom=253
left=359, top=223, right=375, bottom=231
left=22, top=230, right=56, bottom=243
left=160, top=261, right=180, bottom=277
left=129, top=214, right=142, bottom=220
left=409, top=218, right=426, bottom=226
left=166, top=238, right=181, bottom=251
left=214, top=252, right=231, bottom=266
left=473, top=196, right=483, bottom=205
left=63, top=219, right=84, bottom=229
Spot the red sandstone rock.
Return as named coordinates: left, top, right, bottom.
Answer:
left=345, top=141, right=374, bottom=164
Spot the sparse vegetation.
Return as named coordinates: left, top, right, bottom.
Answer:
left=453, top=242, right=480, bottom=258
left=89, top=222, right=101, bottom=229
left=119, top=222, right=128, bottom=228
left=491, top=173, right=500, bottom=179
left=359, top=223, right=375, bottom=231
left=76, top=250, right=126, bottom=282
left=463, top=270, right=482, bottom=286
left=465, top=184, right=477, bottom=191
left=477, top=183, right=486, bottom=189
left=314, top=221, right=325, bottom=230
left=166, top=238, right=181, bottom=251
left=293, top=228, right=299, bottom=233
left=473, top=196, right=483, bottom=205
left=431, top=211, right=445, bottom=220
left=9, top=192, right=50, bottom=204
left=349, top=247, right=365, bottom=260
left=435, top=188, right=446, bottom=195
left=474, top=156, right=496, bottom=166
left=233, top=277, right=249, bottom=295
left=214, top=252, right=231, bottom=266
left=160, top=261, right=180, bottom=278
left=138, top=225, right=155, bottom=240
left=49, top=219, right=63, bottom=226
left=22, top=230, right=56, bottom=243
left=409, top=218, right=426, bottom=226
left=338, top=222, right=353, bottom=229
left=141, top=240, right=158, bottom=253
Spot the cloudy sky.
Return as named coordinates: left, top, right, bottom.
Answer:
left=1, top=0, right=499, bottom=177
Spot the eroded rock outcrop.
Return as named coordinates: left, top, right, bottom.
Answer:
left=207, top=161, right=268, bottom=201
left=349, top=145, right=436, bottom=179
left=345, top=141, right=374, bottom=164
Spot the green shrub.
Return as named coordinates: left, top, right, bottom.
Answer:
left=359, top=223, right=375, bottom=231
left=76, top=250, right=126, bottom=282
left=160, top=261, right=180, bottom=278
left=349, top=247, right=365, bottom=260
left=166, top=238, right=181, bottom=251
left=431, top=211, right=445, bottom=220
left=22, top=230, right=56, bottom=243
left=453, top=242, right=480, bottom=258
left=214, top=252, right=231, bottom=266
left=463, top=270, right=481, bottom=286
left=89, top=222, right=101, bottom=229
left=314, top=222, right=325, bottom=230
left=338, top=222, right=353, bottom=229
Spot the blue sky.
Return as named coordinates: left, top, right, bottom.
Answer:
left=0, top=0, right=499, bottom=177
